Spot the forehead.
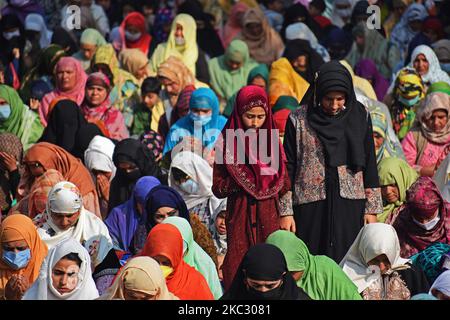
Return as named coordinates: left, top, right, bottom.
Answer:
left=244, top=106, right=266, bottom=115
left=246, top=277, right=279, bottom=284
left=3, top=239, right=28, bottom=247
left=324, top=91, right=345, bottom=98
left=414, top=54, right=427, bottom=61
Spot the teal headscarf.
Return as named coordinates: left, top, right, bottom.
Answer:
left=223, top=63, right=271, bottom=117
left=266, top=230, right=362, bottom=300
left=162, top=216, right=223, bottom=299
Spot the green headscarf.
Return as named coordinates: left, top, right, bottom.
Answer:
left=162, top=216, right=223, bottom=299
left=377, top=157, right=419, bottom=222
left=272, top=95, right=299, bottom=113
left=247, top=63, right=270, bottom=85
left=208, top=39, right=258, bottom=101
left=73, top=28, right=107, bottom=70
left=80, top=28, right=107, bottom=46
left=266, top=230, right=362, bottom=300
left=427, top=81, right=450, bottom=96
left=0, top=85, right=44, bottom=151
left=222, top=63, right=270, bottom=117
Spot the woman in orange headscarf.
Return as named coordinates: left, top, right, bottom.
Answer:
left=0, top=214, right=48, bottom=299
left=141, top=223, right=214, bottom=300
left=18, top=142, right=100, bottom=218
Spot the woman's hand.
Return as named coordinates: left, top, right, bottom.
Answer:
left=4, top=275, right=30, bottom=300
left=0, top=152, right=18, bottom=172
left=419, top=165, right=436, bottom=177
left=364, top=214, right=378, bottom=224
left=280, top=215, right=296, bottom=233
left=29, top=98, right=40, bottom=110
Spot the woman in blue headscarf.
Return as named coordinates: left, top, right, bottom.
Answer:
left=390, top=3, right=428, bottom=65
left=105, top=176, right=161, bottom=255
left=145, top=185, right=191, bottom=228
left=162, top=87, right=227, bottom=156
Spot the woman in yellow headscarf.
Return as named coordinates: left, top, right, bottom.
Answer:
left=150, top=14, right=199, bottom=78
left=268, top=57, right=309, bottom=107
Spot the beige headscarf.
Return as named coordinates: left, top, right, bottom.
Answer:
left=237, top=8, right=284, bottom=65
left=118, top=49, right=153, bottom=82
left=417, top=92, right=450, bottom=144
left=99, top=256, right=179, bottom=300
left=157, top=56, right=196, bottom=89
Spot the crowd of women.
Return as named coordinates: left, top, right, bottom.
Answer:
left=0, top=0, right=449, bottom=301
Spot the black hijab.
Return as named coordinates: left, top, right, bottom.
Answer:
left=108, top=138, right=166, bottom=212
left=281, top=3, right=323, bottom=42
left=51, top=27, right=79, bottom=56
left=221, top=244, right=310, bottom=300
left=306, top=61, right=368, bottom=170
left=177, top=0, right=224, bottom=58
left=283, top=39, right=324, bottom=84
left=73, top=123, right=105, bottom=161
left=39, top=99, right=90, bottom=157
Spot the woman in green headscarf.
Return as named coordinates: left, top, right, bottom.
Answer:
left=0, top=85, right=44, bottom=151
left=208, top=39, right=258, bottom=103
left=162, top=216, right=223, bottom=300
left=377, top=157, right=419, bottom=223
left=73, top=28, right=107, bottom=71
left=266, top=230, right=362, bottom=300
left=19, top=44, right=67, bottom=104
left=222, top=63, right=269, bottom=117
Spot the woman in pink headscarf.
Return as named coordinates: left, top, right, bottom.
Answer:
left=80, top=72, right=129, bottom=141
left=39, top=57, right=88, bottom=126
left=221, top=2, right=249, bottom=48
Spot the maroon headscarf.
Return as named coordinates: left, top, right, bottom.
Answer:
left=218, top=85, right=286, bottom=200
left=392, top=177, right=450, bottom=257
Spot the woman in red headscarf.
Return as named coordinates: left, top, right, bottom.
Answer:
left=120, top=12, right=153, bottom=56
left=212, top=85, right=295, bottom=290
left=141, top=223, right=214, bottom=300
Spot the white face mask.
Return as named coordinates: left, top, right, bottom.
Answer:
left=125, top=30, right=142, bottom=42
left=3, top=30, right=20, bottom=40
left=175, top=36, right=185, bottom=46
left=413, top=215, right=440, bottom=231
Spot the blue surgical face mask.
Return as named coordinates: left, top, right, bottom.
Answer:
left=2, top=30, right=20, bottom=40
left=0, top=104, right=11, bottom=121
left=189, top=111, right=212, bottom=125
left=125, top=31, right=142, bottom=42
left=397, top=94, right=421, bottom=107
left=179, top=179, right=199, bottom=194
left=2, top=248, right=31, bottom=270
left=441, top=63, right=450, bottom=73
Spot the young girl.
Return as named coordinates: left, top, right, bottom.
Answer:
left=212, top=85, right=295, bottom=290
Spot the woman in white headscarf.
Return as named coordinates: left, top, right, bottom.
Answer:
left=33, top=181, right=114, bottom=270
left=84, top=135, right=116, bottom=219
left=285, top=22, right=330, bottom=62
left=408, top=45, right=450, bottom=87
left=24, top=13, right=52, bottom=50
left=99, top=256, right=179, bottom=300
left=340, top=223, right=429, bottom=300
left=23, top=238, right=99, bottom=300
left=34, top=181, right=120, bottom=295
left=169, top=151, right=222, bottom=228
left=430, top=270, right=450, bottom=300
left=331, top=0, right=358, bottom=28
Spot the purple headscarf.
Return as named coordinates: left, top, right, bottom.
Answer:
left=104, top=176, right=161, bottom=253
left=1, top=0, right=44, bottom=24
left=354, top=59, right=389, bottom=101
